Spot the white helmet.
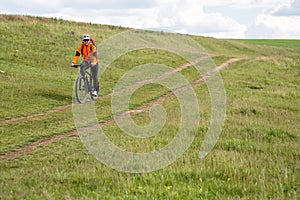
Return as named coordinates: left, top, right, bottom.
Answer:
left=82, top=34, right=91, bottom=41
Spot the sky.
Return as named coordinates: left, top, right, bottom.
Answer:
left=1, top=0, right=300, bottom=39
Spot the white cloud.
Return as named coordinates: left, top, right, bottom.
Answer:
left=141, top=0, right=247, bottom=38
left=246, top=14, right=300, bottom=38
left=61, top=0, right=156, bottom=10
left=198, top=0, right=292, bottom=8
left=1, top=0, right=62, bottom=14
left=272, top=0, right=300, bottom=16
left=48, top=0, right=247, bottom=38
left=245, top=0, right=300, bottom=38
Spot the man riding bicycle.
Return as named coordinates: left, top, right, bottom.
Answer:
left=70, top=34, right=99, bottom=97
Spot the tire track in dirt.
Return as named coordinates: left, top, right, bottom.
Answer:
left=0, top=57, right=242, bottom=161
left=0, top=105, right=72, bottom=125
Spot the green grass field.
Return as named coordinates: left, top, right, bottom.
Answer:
left=233, top=39, right=300, bottom=48
left=0, top=15, right=299, bottom=199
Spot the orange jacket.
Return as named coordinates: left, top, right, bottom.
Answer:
left=72, top=43, right=98, bottom=64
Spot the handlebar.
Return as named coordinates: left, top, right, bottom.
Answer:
left=72, top=61, right=92, bottom=68
left=72, top=64, right=81, bottom=68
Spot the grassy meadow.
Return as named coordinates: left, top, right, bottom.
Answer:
left=0, top=15, right=299, bottom=199
left=233, top=39, right=300, bottom=48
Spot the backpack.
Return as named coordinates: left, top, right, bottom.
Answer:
left=90, top=38, right=96, bottom=47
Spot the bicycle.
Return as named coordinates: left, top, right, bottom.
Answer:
left=73, top=61, right=98, bottom=103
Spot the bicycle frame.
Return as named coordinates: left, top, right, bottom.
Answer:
left=80, top=64, right=92, bottom=90
left=74, top=62, right=97, bottom=103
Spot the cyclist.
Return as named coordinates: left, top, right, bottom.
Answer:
left=70, top=34, right=99, bottom=97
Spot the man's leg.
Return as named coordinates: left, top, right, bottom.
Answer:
left=91, top=64, right=99, bottom=92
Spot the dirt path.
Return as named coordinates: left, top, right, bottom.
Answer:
left=0, top=105, right=72, bottom=125
left=0, top=58, right=241, bottom=161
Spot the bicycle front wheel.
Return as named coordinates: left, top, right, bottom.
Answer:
left=75, top=75, right=88, bottom=103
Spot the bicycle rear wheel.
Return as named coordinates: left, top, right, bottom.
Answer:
left=75, top=75, right=88, bottom=103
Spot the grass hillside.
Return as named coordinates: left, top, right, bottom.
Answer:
left=0, top=15, right=299, bottom=199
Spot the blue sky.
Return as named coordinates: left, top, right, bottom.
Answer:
left=1, top=0, right=300, bottom=38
